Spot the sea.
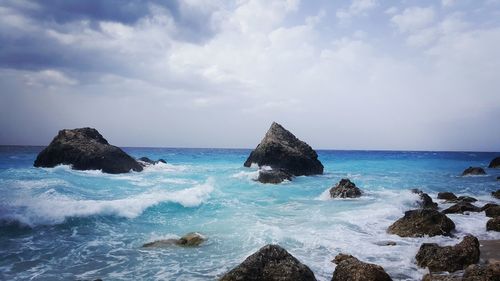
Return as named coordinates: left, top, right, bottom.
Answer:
left=0, top=146, right=499, bottom=281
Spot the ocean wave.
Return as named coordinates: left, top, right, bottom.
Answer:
left=0, top=178, right=215, bottom=226
left=231, top=170, right=259, bottom=181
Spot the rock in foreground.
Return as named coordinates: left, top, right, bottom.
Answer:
left=442, top=202, right=482, bottom=214
left=220, top=244, right=316, bottom=281
left=34, top=128, right=143, bottom=174
left=489, top=157, right=500, bottom=168
left=329, top=179, right=362, bottom=198
left=462, top=167, right=486, bottom=176
left=415, top=235, right=480, bottom=272
left=387, top=209, right=455, bottom=237
left=492, top=190, right=500, bottom=199
left=487, top=217, right=500, bottom=232
left=331, top=254, right=392, bottom=281
left=244, top=122, right=323, bottom=176
left=257, top=169, right=293, bottom=184
left=463, top=263, right=500, bottom=280
left=143, top=232, right=206, bottom=248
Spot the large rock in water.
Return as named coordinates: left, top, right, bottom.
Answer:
left=329, top=179, right=362, bottom=198
left=257, top=169, right=293, bottom=184
left=331, top=254, right=392, bottom=281
left=489, top=157, right=500, bottom=168
left=219, top=244, right=317, bottom=281
left=487, top=217, right=500, bottom=231
left=244, top=122, right=323, bottom=176
left=387, top=209, right=455, bottom=237
left=462, top=167, right=486, bottom=176
left=415, top=235, right=480, bottom=272
left=34, top=128, right=143, bottom=174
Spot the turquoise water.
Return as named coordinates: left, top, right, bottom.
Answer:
left=0, top=147, right=499, bottom=280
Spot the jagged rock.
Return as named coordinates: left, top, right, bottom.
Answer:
left=244, top=122, right=323, bottom=176
left=257, top=169, right=293, bottom=184
left=34, top=128, right=143, bottom=174
left=143, top=232, right=206, bottom=248
left=438, top=192, right=458, bottom=201
left=329, top=179, right=362, bottom=198
left=489, top=157, right=500, bottom=168
left=463, top=262, right=500, bottom=280
left=462, top=167, right=486, bottom=176
left=138, top=157, right=167, bottom=166
left=416, top=235, right=480, bottom=272
left=483, top=205, right=500, bottom=218
left=446, top=196, right=478, bottom=204
left=493, top=190, right=500, bottom=199
left=442, top=202, right=482, bottom=214
left=331, top=254, right=392, bottom=281
left=487, top=217, right=500, bottom=232
left=219, top=244, right=317, bottom=281
left=387, top=209, right=455, bottom=237
left=419, top=193, right=439, bottom=210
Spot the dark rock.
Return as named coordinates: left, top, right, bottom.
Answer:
left=143, top=232, right=206, bottom=248
left=138, top=157, right=167, bottom=166
left=480, top=203, right=499, bottom=212
left=463, top=263, right=500, bottom=280
left=331, top=254, right=392, bottom=281
left=419, top=193, right=438, bottom=210
left=438, top=192, right=458, bottom=201
left=411, top=188, right=423, bottom=194
left=257, top=169, right=293, bottom=184
left=34, top=128, right=142, bottom=174
left=421, top=273, right=461, bottom=281
left=484, top=205, right=500, bottom=218
left=243, top=122, right=323, bottom=176
left=442, top=202, right=482, bottom=214
left=329, top=179, right=362, bottom=198
left=416, top=235, right=480, bottom=272
left=487, top=217, right=500, bottom=231
left=220, top=244, right=317, bottom=281
left=387, top=209, right=455, bottom=237
left=446, top=196, right=478, bottom=204
left=158, top=159, right=167, bottom=164
left=489, top=157, right=500, bottom=168
left=462, top=167, right=486, bottom=176
left=493, top=190, right=500, bottom=199
left=497, top=177, right=500, bottom=181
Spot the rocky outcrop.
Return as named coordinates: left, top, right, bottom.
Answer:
left=34, top=128, right=143, bottom=174
left=483, top=204, right=500, bottom=218
left=492, top=190, right=500, bottom=199
left=419, top=193, right=439, bottom=210
left=489, top=157, right=500, bottom=168
left=462, top=167, right=486, bottom=176
left=487, top=217, right=500, bottom=231
left=331, top=254, right=392, bottom=281
left=442, top=202, right=482, bottom=214
left=329, top=179, right=362, bottom=198
left=244, top=122, right=323, bottom=176
left=415, top=235, right=480, bottom=272
left=387, top=209, right=455, bottom=237
left=138, top=157, right=166, bottom=166
left=143, top=232, right=206, bottom=248
left=421, top=273, right=461, bottom=281
left=446, top=196, right=478, bottom=204
left=438, top=192, right=457, bottom=201
left=257, top=169, right=293, bottom=184
left=463, top=262, right=500, bottom=280
left=219, top=244, right=317, bottom=281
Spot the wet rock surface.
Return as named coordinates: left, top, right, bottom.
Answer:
left=462, top=167, right=486, bottom=176
left=329, top=179, right=362, bottom=198
left=143, top=232, right=206, bottom=248
left=487, top=217, right=500, bottom=232
left=331, top=254, right=392, bottom=281
left=387, top=209, right=455, bottom=237
left=257, top=169, right=293, bottom=184
left=442, top=202, right=482, bottom=214
left=438, top=192, right=458, bottom=201
left=489, top=157, right=500, bottom=168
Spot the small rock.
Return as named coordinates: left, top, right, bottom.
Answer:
left=138, top=157, right=167, bottom=166
left=415, top=235, right=480, bottom=272
left=487, top=217, right=500, bottom=232
left=489, top=157, right=500, bottom=168
left=329, top=179, right=362, bottom=198
left=438, top=192, right=457, bottom=201
left=142, top=232, right=206, bottom=248
left=158, top=159, right=167, bottom=164
left=462, top=167, right=486, bottom=176
left=492, top=190, right=500, bottom=199
left=442, top=202, right=482, bottom=214
left=484, top=205, right=500, bottom=218
left=256, top=169, right=293, bottom=184
left=446, top=196, right=478, bottom=204
left=220, top=244, right=317, bottom=281
left=463, top=263, right=500, bottom=280
left=419, top=193, right=438, bottom=210
left=331, top=254, right=392, bottom=281
left=387, top=209, right=455, bottom=237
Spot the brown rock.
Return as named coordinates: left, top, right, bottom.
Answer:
left=487, top=217, right=500, bottom=232
left=442, top=202, right=482, bottom=214
left=329, top=179, right=362, bottom=198
left=331, top=254, right=392, bottom=281
left=438, top=192, right=458, bottom=201
left=387, top=209, right=455, bottom=237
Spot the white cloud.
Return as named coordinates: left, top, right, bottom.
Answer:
left=336, top=0, right=377, bottom=22
left=391, top=6, right=436, bottom=33
left=441, top=0, right=456, bottom=8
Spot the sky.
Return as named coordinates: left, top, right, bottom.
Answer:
left=0, top=0, right=499, bottom=151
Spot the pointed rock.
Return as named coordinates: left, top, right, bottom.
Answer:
left=34, top=128, right=142, bottom=174
left=244, top=122, right=323, bottom=176
left=329, top=179, right=362, bottom=198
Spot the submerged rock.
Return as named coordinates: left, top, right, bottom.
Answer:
left=257, top=169, right=293, bottom=184
left=387, top=209, right=455, bottom=237
left=331, top=254, right=392, bottom=281
left=329, top=179, right=362, bottom=198
left=438, top=192, right=457, bottom=201
left=244, top=122, right=323, bottom=176
left=442, top=202, right=482, bottom=214
left=34, top=128, right=143, bottom=174
left=462, top=167, right=486, bottom=176
left=463, top=262, right=500, bottom=280
left=143, top=232, right=206, bottom=248
left=415, top=235, right=480, bottom=272
left=489, top=157, right=500, bottom=168
left=219, top=244, right=317, bottom=281
left=137, top=157, right=167, bottom=166
left=493, top=190, right=500, bottom=199
left=487, top=217, right=500, bottom=232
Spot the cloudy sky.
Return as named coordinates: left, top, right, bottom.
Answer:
left=0, top=0, right=499, bottom=151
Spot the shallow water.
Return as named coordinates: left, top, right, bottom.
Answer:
left=0, top=146, right=499, bottom=280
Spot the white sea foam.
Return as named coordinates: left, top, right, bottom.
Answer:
left=1, top=178, right=215, bottom=226
left=231, top=170, right=259, bottom=180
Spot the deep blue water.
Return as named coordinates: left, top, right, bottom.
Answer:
left=0, top=146, right=499, bottom=280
